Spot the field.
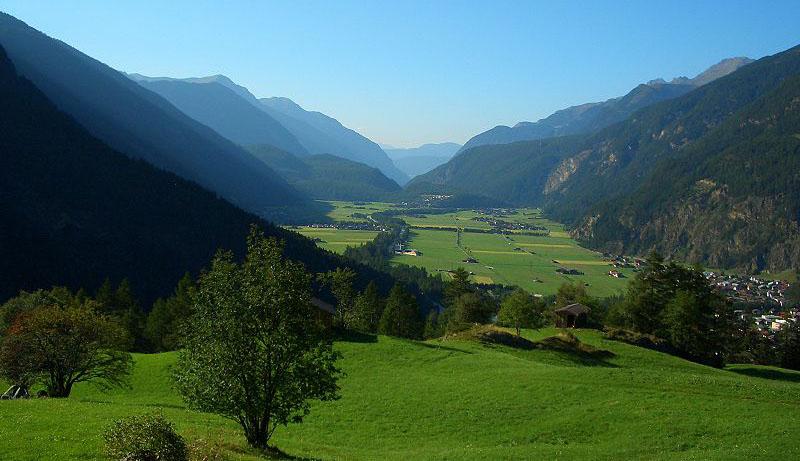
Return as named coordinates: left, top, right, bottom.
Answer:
left=321, top=201, right=395, bottom=222
left=288, top=226, right=379, bottom=254
left=2, top=329, right=799, bottom=460
left=310, top=201, right=632, bottom=297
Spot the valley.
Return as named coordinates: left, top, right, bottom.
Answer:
left=1, top=5, right=799, bottom=461
left=296, top=201, right=633, bottom=297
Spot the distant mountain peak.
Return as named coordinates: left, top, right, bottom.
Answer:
left=458, top=55, right=754, bottom=153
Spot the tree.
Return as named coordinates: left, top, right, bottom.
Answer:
left=0, top=303, right=132, bottom=397
left=95, top=278, right=148, bottom=351
left=378, top=283, right=422, bottom=339
left=145, top=273, right=195, bottom=352
left=447, top=292, right=495, bottom=333
left=498, top=288, right=546, bottom=335
left=423, top=310, right=443, bottom=339
left=444, top=267, right=472, bottom=305
left=662, top=289, right=732, bottom=367
left=786, top=273, right=800, bottom=308
left=779, top=320, right=800, bottom=371
left=321, top=267, right=358, bottom=329
left=173, top=227, right=340, bottom=450
left=350, top=281, right=383, bottom=333
left=555, top=282, right=591, bottom=308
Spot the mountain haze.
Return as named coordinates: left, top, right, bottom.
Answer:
left=0, top=43, right=389, bottom=304
left=385, top=142, right=461, bottom=178
left=129, top=75, right=308, bottom=155
left=259, top=97, right=410, bottom=184
left=247, top=145, right=402, bottom=201
left=0, top=13, right=310, bottom=222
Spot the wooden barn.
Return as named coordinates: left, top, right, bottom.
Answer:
left=554, top=303, right=591, bottom=328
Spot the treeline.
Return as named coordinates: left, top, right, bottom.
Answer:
left=597, top=254, right=800, bottom=369
left=343, top=217, right=445, bottom=304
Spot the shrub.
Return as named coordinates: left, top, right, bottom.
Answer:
left=104, top=413, right=187, bottom=461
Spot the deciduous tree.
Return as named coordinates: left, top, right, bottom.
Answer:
left=498, top=288, right=546, bottom=335
left=0, top=303, right=132, bottom=397
left=174, top=227, right=340, bottom=449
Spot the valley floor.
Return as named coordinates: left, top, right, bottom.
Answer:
left=2, top=329, right=799, bottom=460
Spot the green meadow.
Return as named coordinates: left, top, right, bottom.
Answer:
left=289, top=226, right=379, bottom=254
left=313, top=201, right=631, bottom=297
left=2, top=329, right=799, bottom=460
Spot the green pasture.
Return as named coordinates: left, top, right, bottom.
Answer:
left=2, top=329, right=799, bottom=460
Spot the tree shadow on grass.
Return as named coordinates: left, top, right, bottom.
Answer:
left=333, top=329, right=378, bottom=343
left=477, top=327, right=619, bottom=368
left=408, top=339, right=475, bottom=355
left=728, top=366, right=800, bottom=383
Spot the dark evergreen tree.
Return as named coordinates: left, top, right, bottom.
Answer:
left=350, top=282, right=383, bottom=333
left=423, top=310, right=443, bottom=339
left=779, top=320, right=800, bottom=371
left=144, top=273, right=195, bottom=351
left=378, top=284, right=422, bottom=339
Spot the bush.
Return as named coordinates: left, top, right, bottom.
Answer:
left=104, top=413, right=187, bottom=461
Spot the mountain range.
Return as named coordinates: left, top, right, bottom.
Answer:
left=410, top=47, right=800, bottom=272
left=458, top=57, right=754, bottom=153
left=0, top=13, right=313, bottom=223
left=0, top=42, right=394, bottom=304
left=130, top=73, right=408, bottom=185
left=129, top=74, right=404, bottom=200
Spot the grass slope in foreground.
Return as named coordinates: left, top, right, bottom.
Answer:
left=1, top=329, right=799, bottom=460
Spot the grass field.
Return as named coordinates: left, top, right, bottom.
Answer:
left=310, top=201, right=631, bottom=297
left=2, top=329, right=799, bottom=460
left=322, top=201, right=394, bottom=222
left=288, top=226, right=379, bottom=254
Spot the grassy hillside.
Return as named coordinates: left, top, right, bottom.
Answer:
left=4, top=330, right=799, bottom=460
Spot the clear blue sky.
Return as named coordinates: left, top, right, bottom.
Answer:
left=3, top=1, right=799, bottom=147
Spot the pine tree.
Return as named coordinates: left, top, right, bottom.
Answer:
left=423, top=310, right=443, bottom=339
left=350, top=281, right=383, bottom=333
left=378, top=283, right=422, bottom=339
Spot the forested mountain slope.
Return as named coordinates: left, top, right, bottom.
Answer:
left=0, top=13, right=310, bottom=222
left=260, top=97, right=410, bottom=184
left=247, top=146, right=402, bottom=201
left=130, top=76, right=308, bottom=155
left=0, top=44, right=389, bottom=305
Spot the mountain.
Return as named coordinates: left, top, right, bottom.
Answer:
left=128, top=74, right=402, bottom=201
left=132, top=72, right=409, bottom=185
left=384, top=143, right=462, bottom=178
left=409, top=46, right=800, bottom=272
left=0, top=13, right=311, bottom=223
left=259, top=97, right=410, bottom=184
left=459, top=57, right=754, bottom=153
left=0, top=43, right=393, bottom=305
left=247, top=146, right=402, bottom=201
left=129, top=75, right=308, bottom=155
left=406, top=136, right=580, bottom=204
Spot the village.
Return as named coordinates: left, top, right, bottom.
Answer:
left=704, top=271, right=798, bottom=333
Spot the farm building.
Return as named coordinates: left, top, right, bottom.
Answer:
left=555, top=303, right=591, bottom=328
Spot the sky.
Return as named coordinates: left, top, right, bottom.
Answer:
left=2, top=1, right=799, bottom=147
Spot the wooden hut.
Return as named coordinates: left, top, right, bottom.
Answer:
left=554, top=303, right=591, bottom=328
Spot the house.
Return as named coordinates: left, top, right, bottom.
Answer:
left=555, top=303, right=591, bottom=328
left=608, top=269, right=624, bottom=278
left=312, top=297, right=335, bottom=327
